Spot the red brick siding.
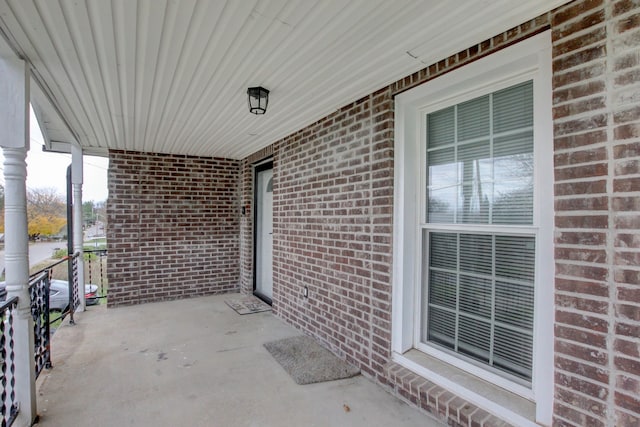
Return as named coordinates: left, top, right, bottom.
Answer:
left=269, top=91, right=395, bottom=379
left=552, top=1, right=640, bottom=426
left=611, top=1, right=640, bottom=425
left=107, top=150, right=240, bottom=306
left=552, top=2, right=612, bottom=425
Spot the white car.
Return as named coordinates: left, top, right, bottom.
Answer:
left=49, top=280, right=100, bottom=311
left=0, top=280, right=100, bottom=311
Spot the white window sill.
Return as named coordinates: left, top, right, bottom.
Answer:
left=393, top=349, right=539, bottom=427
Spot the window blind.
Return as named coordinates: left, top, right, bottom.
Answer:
left=425, top=232, right=535, bottom=381
left=426, top=81, right=534, bottom=225
left=423, top=80, right=536, bottom=383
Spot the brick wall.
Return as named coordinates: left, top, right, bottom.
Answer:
left=271, top=90, right=395, bottom=378
left=552, top=1, right=640, bottom=426
left=239, top=13, right=554, bottom=427
left=237, top=1, right=640, bottom=426
left=107, top=150, right=240, bottom=306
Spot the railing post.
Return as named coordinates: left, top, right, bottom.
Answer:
left=0, top=57, right=37, bottom=426
left=1, top=298, right=20, bottom=425
left=29, top=273, right=51, bottom=376
left=71, top=144, right=85, bottom=312
left=66, top=166, right=75, bottom=325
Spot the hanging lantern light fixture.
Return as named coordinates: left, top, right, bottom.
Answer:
left=247, top=86, right=269, bottom=115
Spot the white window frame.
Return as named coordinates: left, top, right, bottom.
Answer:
left=417, top=77, right=538, bottom=395
left=392, top=31, right=554, bottom=426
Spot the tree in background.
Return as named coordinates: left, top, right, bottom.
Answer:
left=0, top=186, right=67, bottom=238
left=83, top=201, right=97, bottom=226
left=27, top=187, right=67, bottom=240
left=83, top=200, right=106, bottom=235
left=94, top=200, right=106, bottom=230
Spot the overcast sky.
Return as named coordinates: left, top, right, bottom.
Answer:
left=0, top=108, right=109, bottom=203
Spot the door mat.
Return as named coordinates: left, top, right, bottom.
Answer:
left=224, top=297, right=272, bottom=315
left=264, top=335, right=360, bottom=385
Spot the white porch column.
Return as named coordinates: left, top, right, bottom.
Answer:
left=0, top=57, right=37, bottom=426
left=72, top=144, right=86, bottom=311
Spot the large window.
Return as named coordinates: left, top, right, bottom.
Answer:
left=420, top=81, right=536, bottom=384
left=392, top=32, right=553, bottom=423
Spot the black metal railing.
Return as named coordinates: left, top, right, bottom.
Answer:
left=84, top=249, right=107, bottom=303
left=1, top=297, right=19, bottom=427
left=0, top=248, right=105, bottom=426
left=70, top=252, right=81, bottom=313
left=27, top=251, right=80, bottom=375
left=29, top=272, right=51, bottom=378
left=28, top=254, right=76, bottom=326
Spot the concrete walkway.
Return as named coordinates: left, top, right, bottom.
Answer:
left=35, top=294, right=444, bottom=427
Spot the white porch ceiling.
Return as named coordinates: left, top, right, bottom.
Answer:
left=0, top=0, right=568, bottom=160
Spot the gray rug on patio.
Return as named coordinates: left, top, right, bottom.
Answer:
left=264, top=335, right=360, bottom=385
left=224, top=297, right=271, bottom=315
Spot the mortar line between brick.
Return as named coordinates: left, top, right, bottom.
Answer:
left=137, top=165, right=142, bottom=302
left=368, top=92, right=375, bottom=372
left=604, top=2, right=616, bottom=426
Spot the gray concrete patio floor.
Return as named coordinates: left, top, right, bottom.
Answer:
left=35, top=293, right=444, bottom=427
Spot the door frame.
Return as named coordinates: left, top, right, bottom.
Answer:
left=252, top=159, right=273, bottom=305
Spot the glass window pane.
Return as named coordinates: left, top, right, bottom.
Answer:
left=459, top=275, right=492, bottom=318
left=427, top=106, right=455, bottom=148
left=492, top=132, right=533, bottom=225
left=429, top=271, right=457, bottom=309
left=492, top=183, right=533, bottom=224
left=428, top=147, right=456, bottom=167
left=494, top=131, right=533, bottom=158
left=428, top=188, right=456, bottom=223
left=430, top=233, right=457, bottom=270
left=427, top=148, right=457, bottom=223
left=459, top=184, right=491, bottom=224
left=458, top=316, right=490, bottom=362
left=457, top=140, right=492, bottom=224
left=458, top=140, right=492, bottom=181
left=495, top=280, right=534, bottom=329
left=458, top=95, right=490, bottom=141
left=459, top=234, right=492, bottom=275
left=427, top=307, right=456, bottom=349
left=493, top=81, right=533, bottom=134
left=428, top=147, right=457, bottom=188
left=495, top=236, right=535, bottom=282
left=493, top=326, right=533, bottom=381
